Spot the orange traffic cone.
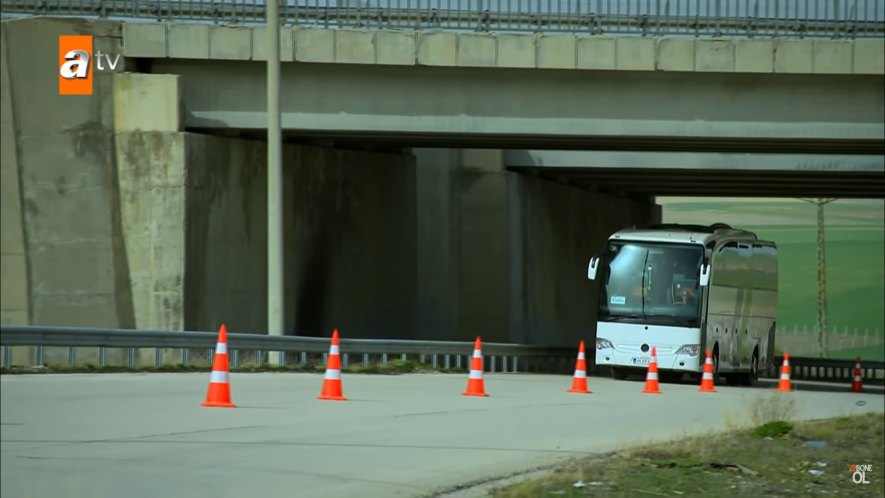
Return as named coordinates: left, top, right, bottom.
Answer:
left=698, top=349, right=716, bottom=393
left=202, top=324, right=236, bottom=408
left=850, top=356, right=864, bottom=393
left=462, top=337, right=488, bottom=397
left=567, top=340, right=591, bottom=394
left=776, top=352, right=793, bottom=392
left=318, top=329, right=347, bottom=401
left=642, top=346, right=661, bottom=394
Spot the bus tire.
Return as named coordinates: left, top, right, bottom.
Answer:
left=739, top=350, right=759, bottom=386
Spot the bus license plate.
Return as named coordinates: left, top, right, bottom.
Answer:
left=632, top=357, right=649, bottom=366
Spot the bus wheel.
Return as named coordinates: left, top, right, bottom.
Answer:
left=740, top=351, right=759, bottom=386
left=611, top=367, right=627, bottom=380
left=712, top=347, right=720, bottom=382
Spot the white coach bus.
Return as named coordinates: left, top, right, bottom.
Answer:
left=587, top=223, right=777, bottom=385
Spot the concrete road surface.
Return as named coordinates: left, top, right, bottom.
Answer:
left=2, top=373, right=883, bottom=498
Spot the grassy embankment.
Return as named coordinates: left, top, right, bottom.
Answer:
left=491, top=395, right=884, bottom=497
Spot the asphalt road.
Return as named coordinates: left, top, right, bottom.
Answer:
left=2, top=373, right=883, bottom=498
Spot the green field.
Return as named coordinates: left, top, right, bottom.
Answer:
left=660, top=198, right=884, bottom=358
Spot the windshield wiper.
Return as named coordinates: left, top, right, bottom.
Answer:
left=604, top=314, right=643, bottom=321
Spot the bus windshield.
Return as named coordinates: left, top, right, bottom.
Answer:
left=599, top=241, right=704, bottom=326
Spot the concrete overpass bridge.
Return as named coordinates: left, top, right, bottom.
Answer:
left=0, top=7, right=883, bottom=363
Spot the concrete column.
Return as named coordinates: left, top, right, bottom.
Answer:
left=414, top=149, right=459, bottom=341
left=0, top=22, right=32, bottom=366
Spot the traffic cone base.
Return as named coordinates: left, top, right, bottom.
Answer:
left=642, top=346, right=661, bottom=394
left=698, top=349, right=716, bottom=393
left=463, top=337, right=489, bottom=397
left=776, top=352, right=793, bottom=392
left=202, top=324, right=236, bottom=408
left=318, top=329, right=347, bottom=401
left=568, top=340, right=591, bottom=394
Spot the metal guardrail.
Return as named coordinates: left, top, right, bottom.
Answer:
left=1, top=0, right=882, bottom=38
left=770, top=355, right=885, bottom=381
left=0, top=325, right=575, bottom=372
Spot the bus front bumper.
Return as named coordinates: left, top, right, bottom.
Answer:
left=595, top=349, right=701, bottom=373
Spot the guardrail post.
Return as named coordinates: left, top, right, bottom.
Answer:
left=35, top=345, right=44, bottom=366
left=68, top=346, right=76, bottom=367
left=444, top=354, right=450, bottom=369
left=432, top=354, right=438, bottom=369
left=3, top=346, right=10, bottom=367
left=456, top=355, right=462, bottom=369
left=401, top=353, right=407, bottom=362
left=343, top=353, right=349, bottom=368
left=363, top=353, right=369, bottom=368
left=301, top=352, right=307, bottom=366
left=155, top=347, right=163, bottom=367
left=490, top=355, right=496, bottom=373
left=128, top=348, right=136, bottom=368
left=280, top=351, right=286, bottom=365
left=99, top=347, right=106, bottom=367
left=502, top=355, right=508, bottom=372
left=183, top=348, right=189, bottom=366
left=382, top=353, right=388, bottom=366
left=256, top=350, right=262, bottom=366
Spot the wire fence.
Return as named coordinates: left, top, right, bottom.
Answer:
left=776, top=325, right=884, bottom=357
left=1, top=0, right=883, bottom=37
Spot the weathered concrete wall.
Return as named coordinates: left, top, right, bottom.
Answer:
left=0, top=22, right=32, bottom=366
left=415, top=149, right=460, bottom=341
left=183, top=136, right=418, bottom=339
left=0, top=22, right=29, bottom=327
left=183, top=134, right=269, bottom=335
left=0, top=18, right=134, bottom=365
left=414, top=149, right=660, bottom=346
left=116, top=132, right=186, bottom=332
left=286, top=146, right=418, bottom=339
left=519, top=179, right=660, bottom=347
left=2, top=18, right=127, bottom=330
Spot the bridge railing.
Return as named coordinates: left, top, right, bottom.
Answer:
left=0, top=325, right=576, bottom=373
left=1, top=0, right=882, bottom=38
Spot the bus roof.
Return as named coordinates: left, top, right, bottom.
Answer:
left=608, top=224, right=759, bottom=245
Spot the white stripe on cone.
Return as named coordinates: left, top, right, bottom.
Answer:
left=646, top=372, right=658, bottom=380
left=210, top=370, right=229, bottom=383
left=573, top=370, right=587, bottom=378
left=215, top=343, right=228, bottom=354
left=329, top=345, right=340, bottom=355
left=578, top=352, right=585, bottom=360
left=780, top=373, right=790, bottom=380
left=468, top=370, right=483, bottom=379
left=324, top=369, right=341, bottom=380
left=702, top=373, right=714, bottom=380
left=472, top=350, right=482, bottom=358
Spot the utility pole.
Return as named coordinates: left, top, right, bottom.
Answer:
left=267, top=0, right=283, bottom=365
left=799, top=198, right=837, bottom=358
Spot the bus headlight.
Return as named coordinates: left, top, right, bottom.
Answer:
left=675, top=344, right=700, bottom=356
left=596, top=338, right=614, bottom=350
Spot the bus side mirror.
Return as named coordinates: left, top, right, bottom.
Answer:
left=699, top=264, right=711, bottom=287
left=587, top=256, right=600, bottom=280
